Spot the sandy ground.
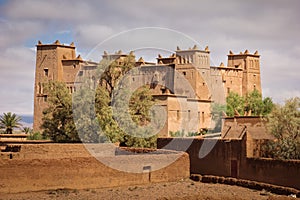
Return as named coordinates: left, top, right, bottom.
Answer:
left=0, top=179, right=297, bottom=200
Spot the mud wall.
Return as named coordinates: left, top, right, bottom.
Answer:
left=0, top=144, right=190, bottom=193
left=240, top=158, right=300, bottom=190
left=157, top=137, right=300, bottom=190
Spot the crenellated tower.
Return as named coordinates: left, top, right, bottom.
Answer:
left=33, top=40, right=82, bottom=131
left=227, top=50, right=262, bottom=96
left=173, top=45, right=211, bottom=100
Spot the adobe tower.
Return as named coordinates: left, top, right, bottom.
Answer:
left=227, top=50, right=262, bottom=96
left=33, top=40, right=86, bottom=131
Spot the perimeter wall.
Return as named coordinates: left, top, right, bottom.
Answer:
left=157, top=135, right=300, bottom=190
left=0, top=144, right=189, bottom=193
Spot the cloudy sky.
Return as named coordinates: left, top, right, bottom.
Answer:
left=0, top=0, right=299, bottom=116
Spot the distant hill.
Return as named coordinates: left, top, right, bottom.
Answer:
left=20, top=115, right=33, bottom=128
left=20, top=115, right=33, bottom=124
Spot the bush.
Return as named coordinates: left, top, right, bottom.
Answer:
left=187, top=131, right=200, bottom=137
left=169, top=130, right=185, bottom=137
left=262, top=97, right=300, bottom=160
left=27, top=132, right=44, bottom=140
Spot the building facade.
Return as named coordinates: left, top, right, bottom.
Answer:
left=33, top=40, right=262, bottom=137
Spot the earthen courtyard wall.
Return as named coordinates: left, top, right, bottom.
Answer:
left=157, top=137, right=300, bottom=190
left=240, top=158, right=300, bottom=190
left=0, top=144, right=190, bottom=193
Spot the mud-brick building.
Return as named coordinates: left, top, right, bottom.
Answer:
left=33, top=40, right=262, bottom=137
left=33, top=40, right=97, bottom=131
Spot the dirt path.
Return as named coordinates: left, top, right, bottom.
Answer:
left=0, top=179, right=297, bottom=200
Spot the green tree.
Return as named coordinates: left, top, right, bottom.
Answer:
left=211, top=103, right=226, bottom=132
left=263, top=97, right=300, bottom=159
left=129, top=86, right=155, bottom=126
left=262, top=97, right=274, bottom=116
left=94, top=56, right=157, bottom=148
left=245, top=89, right=264, bottom=116
left=41, top=81, right=80, bottom=142
left=72, top=85, right=104, bottom=143
left=226, top=92, right=245, bottom=117
left=126, top=86, right=157, bottom=148
left=98, top=53, right=135, bottom=98
left=0, top=112, right=22, bottom=134
left=226, top=90, right=274, bottom=117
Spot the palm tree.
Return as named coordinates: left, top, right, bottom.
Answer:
left=22, top=127, right=32, bottom=134
left=0, top=112, right=22, bottom=134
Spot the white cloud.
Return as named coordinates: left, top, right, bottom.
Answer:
left=2, top=0, right=94, bottom=22
left=263, top=88, right=300, bottom=104
left=74, top=24, right=116, bottom=48
left=0, top=47, right=35, bottom=115
left=0, top=20, right=44, bottom=49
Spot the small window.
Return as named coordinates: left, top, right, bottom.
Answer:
left=43, top=95, right=47, bottom=102
left=44, top=68, right=49, bottom=76
left=183, top=71, right=186, bottom=76
left=161, top=86, right=166, bottom=94
left=177, top=110, right=180, bottom=120
left=78, top=71, right=83, bottom=76
left=38, top=82, right=42, bottom=94
left=227, top=87, right=231, bottom=94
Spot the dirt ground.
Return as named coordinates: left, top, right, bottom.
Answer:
left=0, top=179, right=297, bottom=200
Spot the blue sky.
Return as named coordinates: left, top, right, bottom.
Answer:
left=0, top=0, right=299, bottom=115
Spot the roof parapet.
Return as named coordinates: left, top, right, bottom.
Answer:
left=54, top=40, right=60, bottom=45
left=176, top=45, right=210, bottom=53
left=76, top=55, right=83, bottom=61
left=228, top=50, right=260, bottom=57
left=137, top=57, right=145, bottom=63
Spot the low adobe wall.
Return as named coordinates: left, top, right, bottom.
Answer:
left=0, top=144, right=189, bottom=193
left=240, top=157, right=300, bottom=190
left=157, top=138, right=244, bottom=177
left=157, top=137, right=300, bottom=190
left=0, top=134, right=27, bottom=141
left=190, top=175, right=300, bottom=197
